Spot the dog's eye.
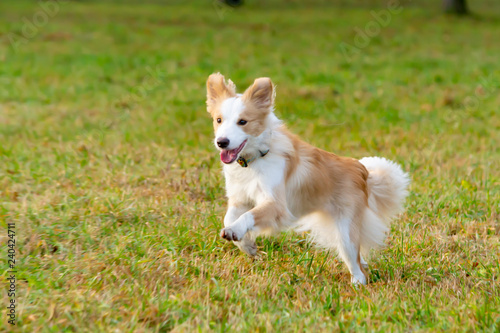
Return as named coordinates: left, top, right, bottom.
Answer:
left=216, top=118, right=222, bottom=123
left=238, top=119, right=247, bottom=126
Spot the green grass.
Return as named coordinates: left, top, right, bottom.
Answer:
left=0, top=0, right=499, bottom=331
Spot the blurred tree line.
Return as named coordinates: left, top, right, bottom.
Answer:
left=444, top=0, right=468, bottom=14
left=222, top=0, right=469, bottom=15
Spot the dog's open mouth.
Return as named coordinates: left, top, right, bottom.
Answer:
left=220, top=140, right=247, bottom=164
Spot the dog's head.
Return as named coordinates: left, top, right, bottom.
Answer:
left=206, top=73, right=274, bottom=164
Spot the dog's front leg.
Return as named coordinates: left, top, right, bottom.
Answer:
left=221, top=200, right=286, bottom=242
left=223, top=204, right=249, bottom=228
left=220, top=210, right=256, bottom=242
left=222, top=203, right=257, bottom=256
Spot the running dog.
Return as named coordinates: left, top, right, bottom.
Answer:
left=206, top=73, right=410, bottom=284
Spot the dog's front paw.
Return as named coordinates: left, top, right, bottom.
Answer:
left=220, top=227, right=242, bottom=241
left=220, top=228, right=239, bottom=242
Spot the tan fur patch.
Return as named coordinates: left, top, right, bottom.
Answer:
left=282, top=128, right=301, bottom=182
left=250, top=184, right=290, bottom=232
left=237, top=77, right=275, bottom=136
left=211, top=109, right=222, bottom=131
left=242, top=77, right=274, bottom=110
left=281, top=128, right=369, bottom=216
left=238, top=102, right=269, bottom=136
left=206, top=73, right=236, bottom=116
left=278, top=127, right=370, bottom=277
left=252, top=201, right=286, bottom=227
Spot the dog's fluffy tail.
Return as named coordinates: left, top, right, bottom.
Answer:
left=360, top=157, right=410, bottom=222
left=359, top=157, right=410, bottom=252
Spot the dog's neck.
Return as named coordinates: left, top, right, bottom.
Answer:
left=236, top=149, right=270, bottom=167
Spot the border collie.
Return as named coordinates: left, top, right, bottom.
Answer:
left=206, top=73, right=410, bottom=284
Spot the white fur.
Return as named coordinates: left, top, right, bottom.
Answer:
left=223, top=151, right=292, bottom=240
left=223, top=212, right=255, bottom=239
left=224, top=205, right=248, bottom=227
left=336, top=217, right=367, bottom=284
left=223, top=112, right=286, bottom=206
left=359, top=157, right=410, bottom=221
left=215, top=97, right=247, bottom=150
left=295, top=211, right=367, bottom=284
left=225, top=152, right=286, bottom=204
left=222, top=205, right=258, bottom=256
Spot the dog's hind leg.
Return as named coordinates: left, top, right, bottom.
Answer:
left=360, top=255, right=368, bottom=269
left=335, top=216, right=367, bottom=285
left=304, top=211, right=368, bottom=284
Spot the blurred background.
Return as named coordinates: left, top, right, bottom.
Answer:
left=0, top=0, right=499, bottom=331
left=1, top=0, right=499, bottom=150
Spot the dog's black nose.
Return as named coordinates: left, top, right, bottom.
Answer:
left=217, top=138, right=230, bottom=148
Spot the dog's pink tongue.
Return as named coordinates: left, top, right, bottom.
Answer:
left=220, top=150, right=237, bottom=164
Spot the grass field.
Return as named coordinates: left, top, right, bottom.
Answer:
left=1, top=0, right=499, bottom=331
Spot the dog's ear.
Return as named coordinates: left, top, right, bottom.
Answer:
left=242, top=77, right=274, bottom=110
left=206, top=73, right=236, bottom=111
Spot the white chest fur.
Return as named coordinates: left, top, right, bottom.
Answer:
left=223, top=153, right=286, bottom=206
